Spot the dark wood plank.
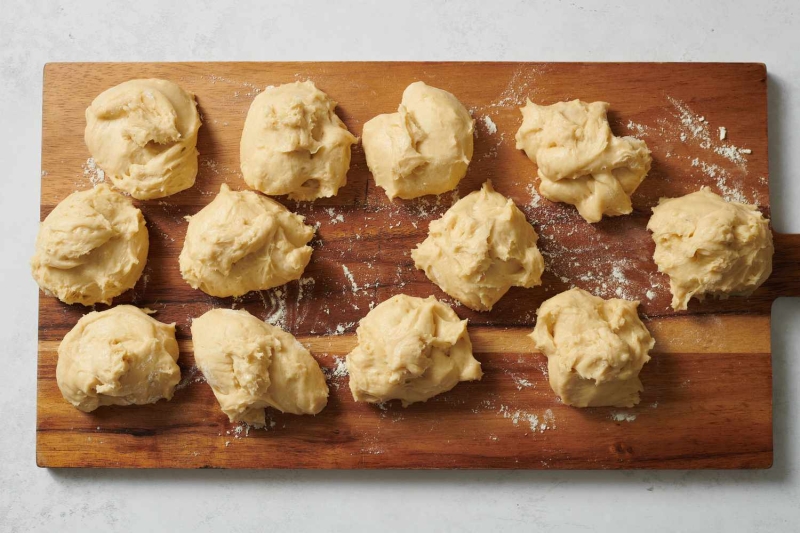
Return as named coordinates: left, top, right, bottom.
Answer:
left=36, top=62, right=791, bottom=469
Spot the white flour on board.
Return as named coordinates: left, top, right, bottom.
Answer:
left=325, top=207, right=345, bottom=224
left=175, top=366, right=206, bottom=391
left=342, top=265, right=359, bottom=292
left=323, top=355, right=349, bottom=390
left=82, top=157, right=105, bottom=186
left=498, top=405, right=556, bottom=434
left=262, top=288, right=288, bottom=329
left=481, top=115, right=497, bottom=135
left=511, top=375, right=534, bottom=390
left=610, top=411, right=637, bottom=422
left=627, top=96, right=758, bottom=204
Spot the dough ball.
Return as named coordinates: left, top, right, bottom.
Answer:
left=191, top=308, right=328, bottom=426
left=85, top=79, right=201, bottom=200
left=240, top=81, right=357, bottom=201
left=515, top=99, right=651, bottom=223
left=362, top=81, right=473, bottom=200
left=346, top=294, right=482, bottom=406
left=647, top=188, right=773, bottom=311
left=530, top=288, right=654, bottom=408
left=412, top=181, right=545, bottom=311
left=31, top=184, right=149, bottom=306
left=57, top=305, right=180, bottom=412
left=179, top=184, right=314, bottom=297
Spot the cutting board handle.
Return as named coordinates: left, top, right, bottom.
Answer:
left=773, top=233, right=800, bottom=298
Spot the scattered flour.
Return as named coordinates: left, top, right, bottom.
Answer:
left=498, top=405, right=555, bottom=434
left=323, top=355, right=349, bottom=389
left=626, top=120, right=651, bottom=138
left=667, top=96, right=750, bottom=166
left=82, top=157, right=105, bottom=185
left=325, top=207, right=345, bottom=224
left=488, top=67, right=544, bottom=109
left=526, top=183, right=542, bottom=210
left=175, top=366, right=206, bottom=391
left=342, top=265, right=359, bottom=292
left=481, top=115, right=498, bottom=135
left=610, top=411, right=637, bottom=422
left=511, top=375, right=534, bottom=390
left=263, top=288, right=288, bottom=329
left=332, top=322, right=357, bottom=336
left=689, top=157, right=748, bottom=203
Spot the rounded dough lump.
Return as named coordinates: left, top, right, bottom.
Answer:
left=57, top=305, right=180, bottom=412
left=515, top=99, right=651, bottom=223
left=85, top=78, right=201, bottom=200
left=30, top=184, right=149, bottom=306
left=530, top=288, right=654, bottom=408
left=647, top=187, right=773, bottom=311
left=191, top=308, right=328, bottom=426
left=240, top=81, right=357, bottom=201
left=362, top=81, right=473, bottom=200
left=346, top=294, right=482, bottom=406
left=412, top=181, right=544, bottom=311
left=179, top=184, right=314, bottom=297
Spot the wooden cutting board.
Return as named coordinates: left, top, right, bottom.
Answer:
left=37, top=62, right=800, bottom=469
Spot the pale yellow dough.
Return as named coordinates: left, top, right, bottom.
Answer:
left=530, top=288, right=654, bottom=408
left=648, top=188, right=774, bottom=311
left=515, top=99, right=651, bottom=223
left=412, top=181, right=545, bottom=311
left=362, top=81, right=474, bottom=200
left=57, top=306, right=180, bottom=412
left=191, top=308, right=328, bottom=426
left=240, top=81, right=357, bottom=201
left=346, top=294, right=482, bottom=406
left=85, top=78, right=201, bottom=200
left=179, top=184, right=314, bottom=298
left=30, top=184, right=149, bottom=306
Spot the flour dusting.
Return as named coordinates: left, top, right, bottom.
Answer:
left=82, top=157, right=105, bottom=185
left=481, top=115, right=498, bottom=135
left=610, top=411, right=637, bottom=422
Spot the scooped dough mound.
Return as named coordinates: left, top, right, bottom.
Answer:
left=530, top=288, right=654, bottom=408
left=515, top=99, right=651, bottom=223
left=240, top=81, right=357, bottom=201
left=362, top=81, right=474, bottom=200
left=412, top=181, right=544, bottom=311
left=30, top=184, right=149, bottom=306
left=346, top=294, right=482, bottom=406
left=179, top=184, right=314, bottom=297
left=57, top=305, right=180, bottom=412
left=647, top=188, right=773, bottom=311
left=191, top=308, right=328, bottom=426
left=85, top=78, right=201, bottom=199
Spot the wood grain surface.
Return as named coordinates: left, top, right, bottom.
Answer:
left=37, top=62, right=799, bottom=469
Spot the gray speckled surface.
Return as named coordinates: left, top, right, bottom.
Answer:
left=1, top=1, right=798, bottom=531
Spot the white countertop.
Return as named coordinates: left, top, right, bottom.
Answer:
left=1, top=1, right=798, bottom=531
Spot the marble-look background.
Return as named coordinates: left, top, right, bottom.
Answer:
left=1, top=1, right=798, bottom=531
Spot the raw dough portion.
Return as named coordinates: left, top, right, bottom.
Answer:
left=530, top=288, right=654, bottom=408
left=647, top=188, right=774, bottom=310
left=347, top=294, right=482, bottom=406
left=85, top=78, right=201, bottom=199
left=362, top=81, right=473, bottom=200
left=179, top=184, right=314, bottom=297
left=515, top=99, right=651, bottom=223
left=240, top=81, right=357, bottom=201
left=412, top=181, right=545, bottom=311
left=30, top=184, right=149, bottom=306
left=57, top=305, right=180, bottom=412
left=191, top=308, right=328, bottom=426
